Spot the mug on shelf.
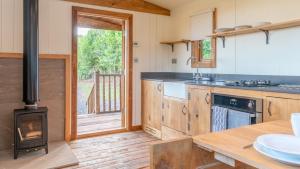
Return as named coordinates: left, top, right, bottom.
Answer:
left=291, top=113, right=300, bottom=137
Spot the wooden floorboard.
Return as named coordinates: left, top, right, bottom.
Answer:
left=64, top=131, right=158, bottom=169
left=77, top=112, right=122, bottom=135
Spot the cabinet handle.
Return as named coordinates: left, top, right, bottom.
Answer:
left=157, top=84, right=162, bottom=92
left=162, top=115, right=164, bottom=122
left=205, top=93, right=210, bottom=104
left=268, top=101, right=272, bottom=116
left=182, top=105, right=187, bottom=115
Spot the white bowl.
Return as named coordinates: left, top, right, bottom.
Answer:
left=292, top=113, right=300, bottom=137
left=254, top=141, right=300, bottom=166
left=256, top=134, right=300, bottom=157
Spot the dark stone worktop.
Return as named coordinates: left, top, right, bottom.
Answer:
left=141, top=72, right=300, bottom=95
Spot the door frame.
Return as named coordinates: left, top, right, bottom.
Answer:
left=71, top=6, right=133, bottom=140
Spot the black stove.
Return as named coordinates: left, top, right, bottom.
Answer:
left=224, top=80, right=279, bottom=87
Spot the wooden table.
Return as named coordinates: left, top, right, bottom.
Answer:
left=193, top=121, right=299, bottom=169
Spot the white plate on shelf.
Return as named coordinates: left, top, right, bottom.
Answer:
left=254, top=141, right=300, bottom=166
left=215, top=28, right=234, bottom=33
left=256, top=134, right=300, bottom=157
left=253, top=22, right=272, bottom=27
left=234, top=25, right=252, bottom=30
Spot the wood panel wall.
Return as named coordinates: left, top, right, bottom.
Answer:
left=0, top=56, right=67, bottom=151
left=0, top=0, right=173, bottom=126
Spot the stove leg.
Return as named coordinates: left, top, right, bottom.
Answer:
left=45, top=145, right=48, bottom=154
left=14, top=150, right=18, bottom=159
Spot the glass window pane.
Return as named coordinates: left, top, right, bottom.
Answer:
left=201, top=39, right=212, bottom=60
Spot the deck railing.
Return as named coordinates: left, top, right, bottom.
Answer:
left=86, top=72, right=122, bottom=114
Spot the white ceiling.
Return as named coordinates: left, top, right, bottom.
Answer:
left=146, top=0, right=194, bottom=10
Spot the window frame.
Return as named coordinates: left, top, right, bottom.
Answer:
left=191, top=9, right=217, bottom=68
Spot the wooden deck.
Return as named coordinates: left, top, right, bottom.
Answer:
left=77, top=112, right=122, bottom=135
left=64, top=131, right=158, bottom=169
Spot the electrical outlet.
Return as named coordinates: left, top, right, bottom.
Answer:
left=134, top=58, right=139, bottom=63
left=133, top=41, right=140, bottom=47
left=171, top=58, right=177, bottom=64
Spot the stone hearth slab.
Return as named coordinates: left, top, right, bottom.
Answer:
left=0, top=141, right=79, bottom=169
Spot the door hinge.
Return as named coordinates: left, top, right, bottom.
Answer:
left=188, top=93, right=191, bottom=100
left=162, top=103, right=164, bottom=109
left=162, top=115, right=164, bottom=122
left=188, top=123, right=190, bottom=131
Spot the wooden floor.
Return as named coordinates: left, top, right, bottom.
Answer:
left=77, top=112, right=122, bottom=135
left=63, top=131, right=158, bottom=169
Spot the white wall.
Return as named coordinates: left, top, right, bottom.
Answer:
left=168, top=0, right=300, bottom=76
left=0, top=0, right=173, bottom=126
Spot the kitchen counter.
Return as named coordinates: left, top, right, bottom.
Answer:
left=185, top=80, right=300, bottom=94
left=193, top=121, right=296, bottom=169
left=141, top=74, right=300, bottom=95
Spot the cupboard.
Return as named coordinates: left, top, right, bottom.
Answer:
left=142, top=80, right=163, bottom=138
left=264, top=96, right=300, bottom=122
left=187, top=86, right=211, bottom=136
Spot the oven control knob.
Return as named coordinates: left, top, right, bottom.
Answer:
left=248, top=101, right=255, bottom=109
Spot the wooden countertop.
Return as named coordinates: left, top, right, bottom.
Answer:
left=193, top=121, right=299, bottom=169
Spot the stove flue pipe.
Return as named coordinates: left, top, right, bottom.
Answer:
left=23, top=0, right=39, bottom=108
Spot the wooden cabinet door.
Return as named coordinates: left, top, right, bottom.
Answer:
left=187, top=87, right=211, bottom=136
left=142, top=80, right=163, bottom=130
left=162, top=96, right=188, bottom=133
left=264, top=97, right=300, bottom=122
left=142, top=80, right=150, bottom=127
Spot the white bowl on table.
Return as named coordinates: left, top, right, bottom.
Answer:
left=292, top=113, right=300, bottom=137
left=254, top=134, right=300, bottom=166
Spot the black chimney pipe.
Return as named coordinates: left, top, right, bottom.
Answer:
left=23, top=0, right=39, bottom=107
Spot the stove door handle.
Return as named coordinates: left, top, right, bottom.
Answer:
left=268, top=101, right=272, bottom=116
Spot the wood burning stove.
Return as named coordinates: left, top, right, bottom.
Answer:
left=14, top=107, right=48, bottom=159
left=13, top=0, right=48, bottom=159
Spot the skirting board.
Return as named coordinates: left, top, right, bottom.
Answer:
left=0, top=141, right=79, bottom=169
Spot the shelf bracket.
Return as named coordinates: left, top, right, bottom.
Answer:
left=220, top=36, right=226, bottom=48
left=261, top=30, right=270, bottom=44
left=185, top=41, right=189, bottom=51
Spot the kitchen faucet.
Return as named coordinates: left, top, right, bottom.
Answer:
left=193, top=68, right=202, bottom=81
left=186, top=56, right=194, bottom=65
left=186, top=56, right=202, bottom=81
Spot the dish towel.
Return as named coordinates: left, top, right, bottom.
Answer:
left=212, top=106, right=228, bottom=132
left=228, top=109, right=251, bottom=129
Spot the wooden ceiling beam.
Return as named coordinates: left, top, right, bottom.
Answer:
left=63, top=0, right=171, bottom=16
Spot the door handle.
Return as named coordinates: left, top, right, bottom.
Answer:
left=205, top=93, right=210, bottom=104
left=268, top=101, right=272, bottom=116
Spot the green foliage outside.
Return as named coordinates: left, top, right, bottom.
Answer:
left=202, top=38, right=212, bottom=60
left=78, top=29, right=122, bottom=80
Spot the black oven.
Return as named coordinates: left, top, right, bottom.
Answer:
left=211, top=94, right=263, bottom=132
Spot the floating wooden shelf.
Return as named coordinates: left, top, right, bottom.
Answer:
left=160, top=40, right=191, bottom=52
left=209, top=19, right=300, bottom=48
